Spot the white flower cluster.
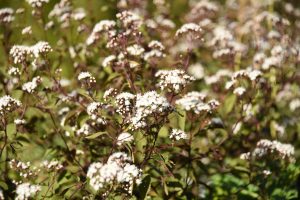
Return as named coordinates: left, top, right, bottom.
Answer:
left=76, top=123, right=92, bottom=136
left=15, top=183, right=41, bottom=200
left=48, top=0, right=72, bottom=28
left=144, top=40, right=166, bottom=61
left=86, top=20, right=116, bottom=45
left=26, top=0, right=49, bottom=8
left=40, top=160, right=63, bottom=171
left=21, top=26, right=32, bottom=35
left=176, top=92, right=219, bottom=114
left=204, top=69, right=232, bottom=85
left=116, top=11, right=142, bottom=29
left=115, top=92, right=135, bottom=116
left=10, top=45, right=31, bottom=64
left=78, top=72, right=96, bottom=85
left=87, top=152, right=142, bottom=193
left=170, top=129, right=188, bottom=141
left=241, top=139, right=295, bottom=163
left=187, top=0, right=219, bottom=21
left=102, top=55, right=116, bottom=67
left=22, top=76, right=42, bottom=94
left=9, top=159, right=39, bottom=179
left=259, top=45, right=288, bottom=70
left=225, top=69, right=262, bottom=91
left=187, top=64, right=205, bottom=80
left=0, top=95, right=22, bottom=117
left=148, top=40, right=165, bottom=51
left=8, top=67, right=21, bottom=76
left=31, top=41, right=52, bottom=58
left=175, top=23, right=203, bottom=39
left=0, top=8, right=14, bottom=24
left=131, top=91, right=172, bottom=129
left=210, top=26, right=247, bottom=58
left=103, top=88, right=118, bottom=101
left=289, top=98, right=300, bottom=111
left=86, top=102, right=106, bottom=125
left=155, top=69, right=195, bottom=92
left=253, top=139, right=295, bottom=162
left=10, top=41, right=52, bottom=64
left=14, top=118, right=26, bottom=125
left=117, top=132, right=134, bottom=146
left=233, top=87, right=246, bottom=96
left=126, top=44, right=145, bottom=57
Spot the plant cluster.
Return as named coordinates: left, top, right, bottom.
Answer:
left=0, top=0, right=300, bottom=199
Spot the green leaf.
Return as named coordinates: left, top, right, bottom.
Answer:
left=0, top=181, right=8, bottom=190
left=221, top=94, right=236, bottom=116
left=7, top=123, right=16, bottom=139
left=85, top=132, right=107, bottom=139
left=138, top=175, right=151, bottom=200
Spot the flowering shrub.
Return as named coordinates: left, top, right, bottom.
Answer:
left=0, top=0, right=300, bottom=199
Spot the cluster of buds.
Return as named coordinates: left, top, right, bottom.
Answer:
left=186, top=0, right=219, bottom=22
left=116, top=11, right=142, bottom=29
left=9, top=159, right=40, bottom=179
left=103, top=88, right=118, bottom=101
left=115, top=92, right=135, bottom=117
left=86, top=20, right=116, bottom=45
left=86, top=102, right=106, bottom=125
left=40, top=160, right=63, bottom=171
left=10, top=41, right=52, bottom=64
left=175, top=23, right=203, bottom=40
